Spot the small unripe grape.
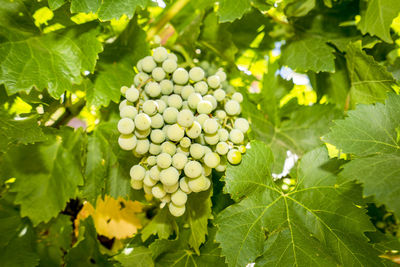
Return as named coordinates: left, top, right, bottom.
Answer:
left=181, top=85, right=195, bottom=100
left=213, top=89, right=226, bottom=102
left=195, top=114, right=209, bottom=127
left=168, top=53, right=178, bottom=61
left=177, top=109, right=194, bottom=128
left=145, top=82, right=161, bottom=98
left=229, top=129, right=244, bottom=144
left=203, top=118, right=219, bottom=134
left=134, top=72, right=149, bottom=86
left=234, top=118, right=249, bottom=133
left=135, top=128, right=151, bottom=139
left=130, top=179, right=143, bottom=190
left=161, top=194, right=171, bottom=203
left=151, top=113, right=164, bottom=129
left=169, top=202, right=185, bottom=217
left=150, top=129, right=166, bottom=144
left=118, top=134, right=137, bottom=150
left=149, top=165, right=161, bottom=180
left=225, top=100, right=241, bottom=116
left=149, top=143, right=162, bottom=155
left=176, top=145, right=190, bottom=156
left=119, top=99, right=133, bottom=112
left=204, top=133, right=219, bottom=145
left=196, top=134, right=206, bottom=145
left=167, top=94, right=183, bottom=109
left=155, top=99, right=167, bottom=113
left=147, top=156, right=157, bottom=166
left=216, top=69, right=227, bottom=82
left=118, top=118, right=135, bottom=134
left=203, top=95, right=217, bottom=110
left=153, top=47, right=168, bottom=62
left=167, top=124, right=184, bottom=142
left=239, top=145, right=246, bottom=153
left=188, top=175, right=207, bottom=193
left=184, top=160, right=202, bottom=178
left=186, top=121, right=202, bottom=139
left=197, top=100, right=213, bottom=114
left=179, top=177, right=192, bottom=194
left=152, top=183, right=167, bottom=199
left=227, top=149, right=242, bottom=164
left=189, top=67, right=205, bottom=82
left=120, top=106, right=138, bottom=119
left=136, top=60, right=143, bottom=72
left=143, top=185, right=153, bottom=195
left=180, top=137, right=191, bottom=148
left=188, top=93, right=202, bottom=109
left=125, top=87, right=140, bottom=102
left=172, top=68, right=189, bottom=84
left=216, top=142, right=229, bottom=155
left=204, top=152, right=220, bottom=168
left=152, top=67, right=166, bottom=81
left=194, top=81, right=208, bottom=95
left=135, top=139, right=150, bottom=154
left=135, top=113, right=151, bottom=131
left=130, top=165, right=146, bottom=181
left=218, top=128, right=229, bottom=142
left=162, top=125, right=170, bottom=136
left=160, top=167, right=180, bottom=186
left=203, top=165, right=212, bottom=176
left=144, top=172, right=157, bottom=187
left=215, top=162, right=227, bottom=172
left=163, top=107, right=178, bottom=124
left=215, top=110, right=226, bottom=120
left=157, top=152, right=172, bottom=169
left=203, top=177, right=211, bottom=191
left=207, top=75, right=220, bottom=88
left=190, top=144, right=205, bottom=159
left=120, top=86, right=128, bottom=95
left=143, top=100, right=158, bottom=116
left=232, top=92, right=243, bottom=103
left=164, top=182, right=179, bottom=193
left=173, top=85, right=183, bottom=95
left=161, top=95, right=169, bottom=103
left=161, top=141, right=176, bottom=156
left=162, top=59, right=177, bottom=73
left=160, top=79, right=174, bottom=95
left=142, top=56, right=157, bottom=73
left=172, top=153, right=188, bottom=170
left=171, top=189, right=187, bottom=206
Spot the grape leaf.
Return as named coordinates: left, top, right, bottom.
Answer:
left=217, top=0, right=252, bottom=22
left=65, top=218, right=112, bottom=267
left=0, top=110, right=46, bottom=152
left=48, top=0, right=65, bottom=10
left=358, top=0, right=400, bottom=43
left=0, top=18, right=103, bottom=98
left=141, top=207, right=178, bottom=241
left=114, top=247, right=154, bottom=267
left=345, top=41, right=396, bottom=105
left=185, top=189, right=212, bottom=254
left=36, top=215, right=73, bottom=267
left=0, top=200, right=24, bottom=248
left=7, top=127, right=86, bottom=225
left=216, top=141, right=383, bottom=267
left=87, top=20, right=149, bottom=107
left=284, top=0, right=315, bottom=17
left=151, top=227, right=226, bottom=267
left=280, top=37, right=335, bottom=73
left=324, top=93, right=400, bottom=216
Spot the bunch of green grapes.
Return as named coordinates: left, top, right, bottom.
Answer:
left=117, top=46, right=249, bottom=217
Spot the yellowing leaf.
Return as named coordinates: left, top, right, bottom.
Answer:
left=75, top=195, right=144, bottom=240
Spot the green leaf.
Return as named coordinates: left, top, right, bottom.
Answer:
left=36, top=215, right=73, bottom=267
left=0, top=200, right=24, bottom=248
left=0, top=19, right=103, bottom=98
left=281, top=37, right=336, bottom=73
left=114, top=247, right=154, bottom=267
left=345, top=42, right=396, bottom=105
left=0, top=111, right=46, bottom=152
left=141, top=207, right=178, bottom=241
left=70, top=0, right=148, bottom=21
left=284, top=0, right=315, bottom=17
left=217, top=0, right=251, bottom=22
left=88, top=19, right=149, bottom=107
left=151, top=227, right=226, bottom=267
left=185, top=189, right=212, bottom=254
left=216, top=142, right=382, bottom=267
left=48, top=0, right=65, bottom=10
left=8, top=127, right=86, bottom=225
left=65, top=218, right=112, bottom=267
left=324, top=93, right=400, bottom=215
left=358, top=0, right=400, bottom=43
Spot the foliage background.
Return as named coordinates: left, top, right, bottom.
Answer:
left=0, top=0, right=400, bottom=266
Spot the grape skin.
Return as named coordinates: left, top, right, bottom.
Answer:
left=171, top=189, right=187, bottom=206
left=118, top=134, right=137, bottom=150
left=169, top=202, right=185, bottom=217
left=172, top=68, right=189, bottom=84
left=167, top=124, right=184, bottom=142
left=130, top=165, right=146, bottom=181
left=184, top=160, right=203, bottom=178
left=118, top=118, right=135, bottom=134
left=177, top=110, right=194, bottom=128
left=160, top=167, right=180, bottom=186
left=157, top=152, right=172, bottom=169
left=135, top=113, right=151, bottom=131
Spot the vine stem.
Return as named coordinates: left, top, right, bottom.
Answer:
left=146, top=0, right=190, bottom=42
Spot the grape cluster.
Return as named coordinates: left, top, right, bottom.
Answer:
left=117, top=46, right=249, bottom=217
